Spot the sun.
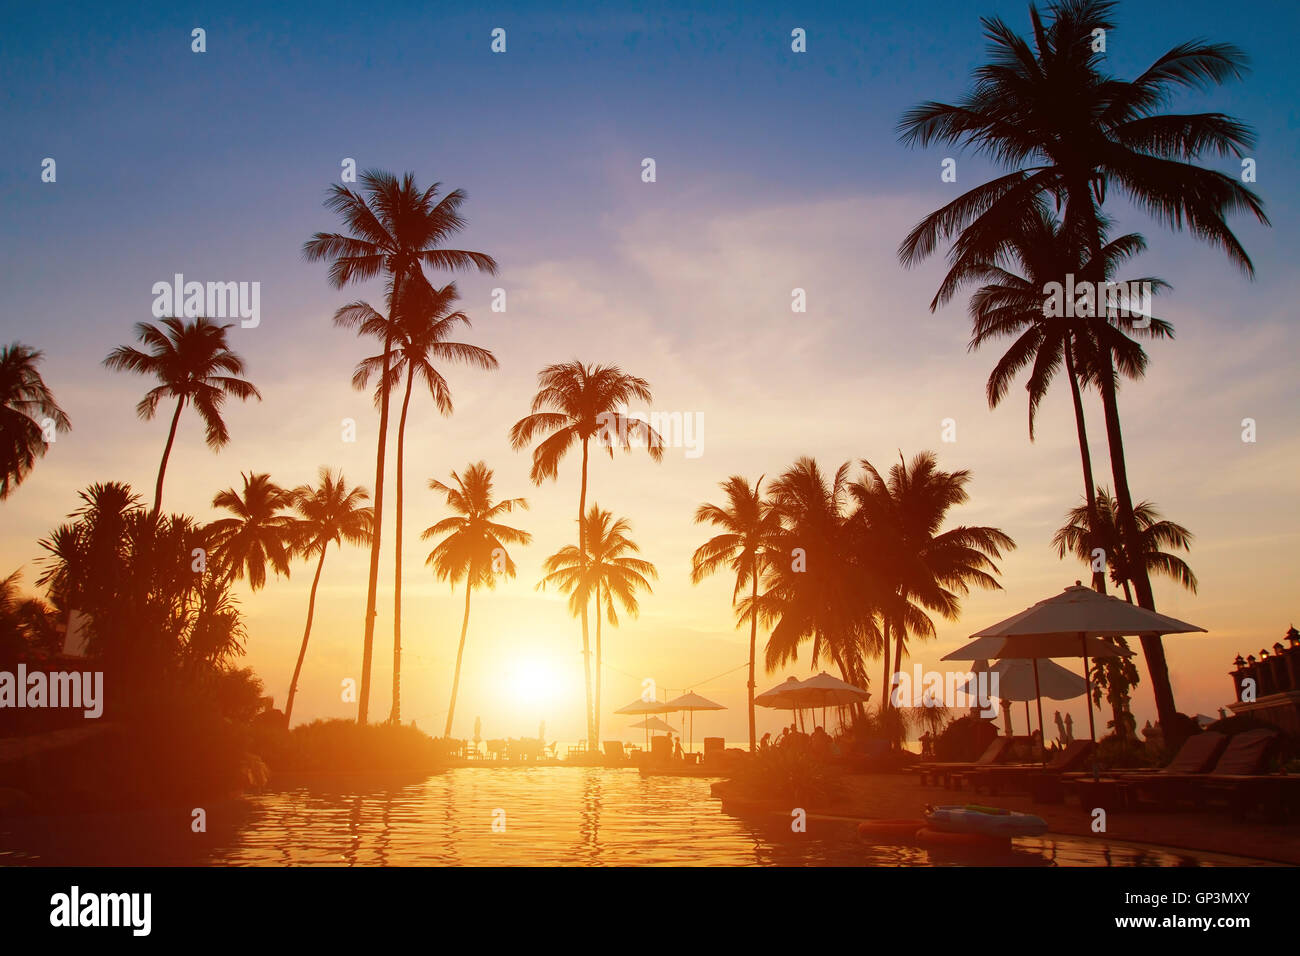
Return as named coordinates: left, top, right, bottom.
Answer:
left=504, top=656, right=566, bottom=708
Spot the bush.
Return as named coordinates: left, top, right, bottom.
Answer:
left=270, top=719, right=452, bottom=776
left=734, top=746, right=844, bottom=805
left=933, top=715, right=998, bottom=762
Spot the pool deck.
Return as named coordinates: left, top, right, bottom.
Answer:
left=723, top=772, right=1300, bottom=865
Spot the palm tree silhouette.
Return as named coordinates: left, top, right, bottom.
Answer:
left=1053, top=488, right=1195, bottom=735
left=509, top=361, right=663, bottom=748
left=760, top=458, right=882, bottom=696
left=1054, top=489, right=1197, bottom=602
left=950, top=202, right=1168, bottom=594
left=423, top=462, right=530, bottom=737
left=207, top=472, right=297, bottom=591
left=103, top=317, right=260, bottom=515
left=304, top=169, right=497, bottom=724
left=1, top=343, right=71, bottom=500
left=284, top=468, right=373, bottom=726
left=539, top=506, right=656, bottom=742
left=851, top=452, right=1014, bottom=710
left=897, top=0, right=1267, bottom=730
left=691, top=476, right=781, bottom=751
left=346, top=281, right=498, bottom=724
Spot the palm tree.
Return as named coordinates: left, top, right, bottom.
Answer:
left=348, top=281, right=498, bottom=724
left=539, top=506, right=656, bottom=742
left=0, top=570, right=62, bottom=665
left=284, top=469, right=373, bottom=726
left=691, top=476, right=781, bottom=751
left=950, top=203, right=1170, bottom=594
left=509, top=361, right=664, bottom=748
left=759, top=458, right=883, bottom=695
left=1, top=343, right=71, bottom=500
left=206, top=472, right=297, bottom=591
left=103, top=317, right=260, bottom=515
left=897, top=0, right=1267, bottom=730
left=423, top=462, right=530, bottom=737
left=850, top=453, right=1014, bottom=711
left=1053, top=489, right=1197, bottom=602
left=304, top=169, right=497, bottom=724
left=1053, top=489, right=1195, bottom=736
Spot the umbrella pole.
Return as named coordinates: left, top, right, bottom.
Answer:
left=1082, top=634, right=1097, bottom=743
left=1033, top=658, right=1045, bottom=766
left=1023, top=700, right=1030, bottom=736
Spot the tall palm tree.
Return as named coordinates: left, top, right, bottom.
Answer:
left=897, top=0, right=1267, bottom=730
left=509, top=361, right=663, bottom=748
left=1, top=343, right=71, bottom=499
left=103, top=317, right=260, bottom=515
left=284, top=469, right=373, bottom=726
left=760, top=458, right=883, bottom=695
left=304, top=169, right=497, bottom=724
left=539, top=506, right=656, bottom=742
left=950, top=203, right=1170, bottom=594
left=206, top=472, right=297, bottom=591
left=691, top=476, right=781, bottom=751
left=423, top=462, right=530, bottom=737
left=348, top=281, right=498, bottom=724
left=850, top=452, right=1014, bottom=711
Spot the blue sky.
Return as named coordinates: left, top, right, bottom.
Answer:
left=2, top=1, right=1298, bottom=739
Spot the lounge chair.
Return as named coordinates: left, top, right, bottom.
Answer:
left=958, top=739, right=1096, bottom=798
left=1064, top=731, right=1228, bottom=809
left=914, top=736, right=1025, bottom=789
left=1127, top=729, right=1280, bottom=811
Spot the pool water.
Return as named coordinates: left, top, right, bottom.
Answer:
left=0, top=767, right=1273, bottom=866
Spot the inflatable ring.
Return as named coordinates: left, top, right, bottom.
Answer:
left=856, top=819, right=926, bottom=843
left=915, top=826, right=1010, bottom=847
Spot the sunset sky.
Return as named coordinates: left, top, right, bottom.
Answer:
left=2, top=0, right=1297, bottom=744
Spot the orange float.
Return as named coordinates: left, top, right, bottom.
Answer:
left=856, top=819, right=927, bottom=843
left=915, top=826, right=1011, bottom=848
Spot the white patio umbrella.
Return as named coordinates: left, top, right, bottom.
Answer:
left=958, top=658, right=1087, bottom=737
left=664, top=691, right=725, bottom=753
left=944, top=582, right=1203, bottom=744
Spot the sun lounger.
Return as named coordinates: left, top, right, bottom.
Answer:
left=959, top=739, right=1096, bottom=798
left=1126, top=729, right=1280, bottom=810
left=915, top=736, right=1025, bottom=788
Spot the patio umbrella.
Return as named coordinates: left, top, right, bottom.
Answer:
left=615, top=696, right=673, bottom=748
left=782, top=671, right=871, bottom=730
left=756, top=677, right=809, bottom=731
left=944, top=582, right=1201, bottom=744
left=664, top=691, right=725, bottom=753
left=628, top=716, right=676, bottom=733
left=958, top=658, right=1087, bottom=740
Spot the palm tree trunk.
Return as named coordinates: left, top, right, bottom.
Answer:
left=444, top=582, right=472, bottom=737
left=357, top=275, right=401, bottom=724
left=880, top=614, right=893, bottom=712
left=747, top=567, right=758, bottom=752
left=1063, top=335, right=1107, bottom=595
left=390, top=365, right=416, bottom=725
left=594, top=579, right=602, bottom=745
left=578, top=438, right=595, bottom=749
left=285, top=545, right=328, bottom=726
left=1074, top=184, right=1177, bottom=734
left=152, top=397, right=185, bottom=516
left=1097, top=358, right=1177, bottom=732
